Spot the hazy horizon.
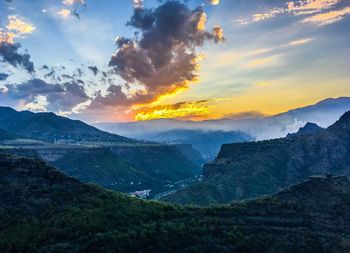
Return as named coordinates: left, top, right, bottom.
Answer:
left=1, top=0, right=350, bottom=123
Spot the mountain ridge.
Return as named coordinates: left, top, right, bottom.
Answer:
left=1, top=154, right=350, bottom=252
left=0, top=106, right=133, bottom=143
left=94, top=97, right=350, bottom=141
left=163, top=111, right=350, bottom=205
left=287, top=122, right=324, bottom=137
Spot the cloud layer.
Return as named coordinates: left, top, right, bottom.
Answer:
left=238, top=0, right=350, bottom=26
left=5, top=79, right=90, bottom=113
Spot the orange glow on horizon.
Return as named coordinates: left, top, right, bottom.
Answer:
left=134, top=101, right=210, bottom=121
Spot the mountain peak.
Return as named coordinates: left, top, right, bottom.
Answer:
left=287, top=122, right=324, bottom=137
left=298, top=122, right=323, bottom=134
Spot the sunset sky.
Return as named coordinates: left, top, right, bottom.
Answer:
left=0, top=0, right=349, bottom=122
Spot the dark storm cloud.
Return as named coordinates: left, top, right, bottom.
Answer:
left=73, top=67, right=83, bottom=77
left=90, top=0, right=224, bottom=109
left=41, top=65, right=49, bottom=70
left=88, top=65, right=99, bottom=76
left=6, top=79, right=90, bottom=112
left=89, top=85, right=129, bottom=109
left=0, top=42, right=35, bottom=73
left=6, top=79, right=63, bottom=98
left=0, top=73, right=9, bottom=80
left=128, top=7, right=155, bottom=30
left=61, top=74, right=74, bottom=79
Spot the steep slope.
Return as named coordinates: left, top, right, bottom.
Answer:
left=174, top=144, right=205, bottom=166
left=51, top=145, right=202, bottom=195
left=110, top=145, right=202, bottom=187
left=1, top=155, right=350, bottom=252
left=51, top=147, right=153, bottom=193
left=0, top=144, right=201, bottom=196
left=0, top=107, right=132, bottom=143
left=164, top=111, right=350, bottom=205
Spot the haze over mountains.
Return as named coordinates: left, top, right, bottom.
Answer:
left=96, top=97, right=350, bottom=141
left=1, top=97, right=349, bottom=199
left=94, top=97, right=350, bottom=160
left=146, top=129, right=253, bottom=161
left=1, top=100, right=350, bottom=252
left=1, top=0, right=349, bottom=250
left=164, top=111, right=350, bottom=205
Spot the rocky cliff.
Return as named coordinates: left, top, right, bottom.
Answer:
left=163, top=111, right=350, bottom=205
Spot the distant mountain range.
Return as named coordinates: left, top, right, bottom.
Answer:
left=95, top=97, right=350, bottom=141
left=1, top=154, right=350, bottom=252
left=163, top=111, right=350, bottom=205
left=94, top=97, right=350, bottom=159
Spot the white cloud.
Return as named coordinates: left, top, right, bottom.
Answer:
left=57, top=9, right=71, bottom=18
left=301, top=6, right=350, bottom=25
left=19, top=95, right=48, bottom=112
left=287, top=38, right=312, bottom=46
left=236, top=0, right=347, bottom=25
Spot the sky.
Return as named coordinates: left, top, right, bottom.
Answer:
left=0, top=0, right=349, bottom=123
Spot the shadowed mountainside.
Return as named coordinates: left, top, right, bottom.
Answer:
left=0, top=144, right=201, bottom=196
left=163, top=112, right=350, bottom=205
left=52, top=145, right=201, bottom=195
left=0, top=128, right=17, bottom=141
left=1, top=155, right=350, bottom=253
